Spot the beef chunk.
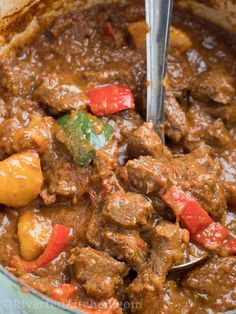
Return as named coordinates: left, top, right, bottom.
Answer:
left=93, top=149, right=118, bottom=173
left=127, top=221, right=187, bottom=314
left=191, top=67, right=235, bottom=105
left=34, top=73, right=88, bottom=114
left=125, top=156, right=171, bottom=194
left=104, top=231, right=148, bottom=271
left=70, top=247, right=129, bottom=300
left=184, top=101, right=214, bottom=151
left=43, top=159, right=90, bottom=202
left=104, top=110, right=143, bottom=143
left=155, top=280, right=191, bottom=314
left=0, top=55, right=40, bottom=97
left=164, top=90, right=188, bottom=143
left=172, top=147, right=226, bottom=220
left=86, top=209, right=105, bottom=249
left=127, top=122, right=172, bottom=159
left=0, top=98, right=44, bottom=155
left=217, top=148, right=236, bottom=204
left=205, top=103, right=236, bottom=128
left=182, top=257, right=236, bottom=313
left=0, top=117, right=22, bottom=154
left=84, top=67, right=133, bottom=88
left=204, top=118, right=232, bottom=148
left=128, top=271, right=161, bottom=314
left=150, top=220, right=187, bottom=275
left=103, top=190, right=153, bottom=228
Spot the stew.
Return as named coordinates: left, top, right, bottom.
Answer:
left=0, top=1, right=235, bottom=313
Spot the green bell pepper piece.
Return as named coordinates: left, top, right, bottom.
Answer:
left=58, top=111, right=112, bottom=166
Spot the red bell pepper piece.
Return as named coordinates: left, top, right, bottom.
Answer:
left=192, top=222, right=228, bottom=250
left=50, top=284, right=77, bottom=303
left=163, top=186, right=235, bottom=254
left=87, top=85, right=135, bottom=117
left=10, top=224, right=70, bottom=272
left=163, top=186, right=213, bottom=235
left=103, top=22, right=117, bottom=38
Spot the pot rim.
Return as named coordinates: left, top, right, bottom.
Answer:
left=0, top=264, right=83, bottom=314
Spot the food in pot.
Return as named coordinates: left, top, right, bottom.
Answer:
left=0, top=1, right=235, bottom=313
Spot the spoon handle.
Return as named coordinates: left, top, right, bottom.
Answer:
left=146, top=0, right=173, bottom=136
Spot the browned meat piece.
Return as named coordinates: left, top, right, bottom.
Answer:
left=172, top=146, right=227, bottom=220
left=127, top=122, right=172, bottom=159
left=69, top=247, right=129, bottom=300
left=0, top=55, right=40, bottom=97
left=91, top=170, right=122, bottom=202
left=128, top=271, right=160, bottom=314
left=126, top=146, right=225, bottom=219
left=84, top=67, right=133, bottom=88
left=204, top=118, right=232, bottom=148
left=184, top=101, right=214, bottom=151
left=0, top=117, right=22, bottom=154
left=155, top=280, right=191, bottom=314
left=182, top=257, right=236, bottom=313
left=103, top=190, right=154, bottom=228
left=86, top=210, right=104, bottom=249
left=150, top=220, right=187, bottom=276
left=164, top=90, right=188, bottom=143
left=34, top=73, right=88, bottom=114
left=191, top=67, right=235, bottom=105
left=0, top=98, right=44, bottom=155
left=49, top=8, right=96, bottom=39
left=205, top=103, right=236, bottom=128
left=0, top=96, right=8, bottom=125
left=125, top=156, right=171, bottom=194
left=217, top=148, right=236, bottom=205
left=104, top=231, right=148, bottom=271
left=93, top=149, right=118, bottom=173
left=44, top=159, right=90, bottom=202
left=128, top=221, right=187, bottom=314
left=103, top=110, right=143, bottom=143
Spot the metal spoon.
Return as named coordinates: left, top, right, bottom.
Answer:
left=145, top=0, right=208, bottom=270
left=145, top=0, right=173, bottom=141
left=171, top=253, right=209, bottom=272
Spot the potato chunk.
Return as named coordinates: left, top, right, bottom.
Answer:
left=18, top=210, right=52, bottom=261
left=0, top=151, right=43, bottom=207
left=128, top=21, right=148, bottom=50
left=170, top=27, right=192, bottom=53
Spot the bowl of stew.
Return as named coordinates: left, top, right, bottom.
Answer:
left=0, top=0, right=235, bottom=313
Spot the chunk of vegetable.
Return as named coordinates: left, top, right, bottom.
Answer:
left=86, top=85, right=135, bottom=117
left=0, top=151, right=43, bottom=207
left=18, top=210, right=52, bottom=261
left=128, top=21, right=148, bottom=50
left=103, top=22, right=118, bottom=38
left=163, top=186, right=236, bottom=254
left=50, top=285, right=117, bottom=313
left=170, top=27, right=192, bottom=53
left=11, top=224, right=70, bottom=272
left=58, top=111, right=112, bottom=166
left=49, top=284, right=77, bottom=303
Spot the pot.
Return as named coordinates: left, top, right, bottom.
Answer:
left=0, top=0, right=235, bottom=313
